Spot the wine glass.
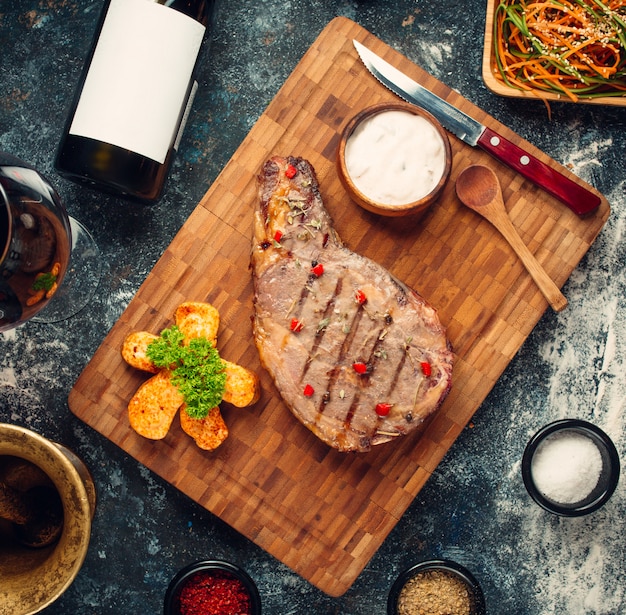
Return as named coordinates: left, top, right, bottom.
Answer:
left=0, top=151, right=100, bottom=331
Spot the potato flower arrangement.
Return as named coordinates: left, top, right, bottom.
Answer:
left=121, top=302, right=260, bottom=450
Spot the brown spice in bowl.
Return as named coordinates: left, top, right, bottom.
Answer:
left=397, top=569, right=472, bottom=615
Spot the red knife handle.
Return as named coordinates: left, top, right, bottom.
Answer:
left=477, top=127, right=601, bottom=216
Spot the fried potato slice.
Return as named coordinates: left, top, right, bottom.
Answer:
left=175, top=302, right=220, bottom=344
left=121, top=331, right=160, bottom=373
left=179, top=406, right=229, bottom=451
left=124, top=301, right=260, bottom=449
left=128, top=370, right=184, bottom=440
left=222, top=360, right=261, bottom=407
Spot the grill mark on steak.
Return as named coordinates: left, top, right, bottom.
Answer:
left=338, top=301, right=366, bottom=367
left=291, top=277, right=313, bottom=323
left=252, top=156, right=454, bottom=453
left=344, top=393, right=362, bottom=436
left=312, top=304, right=381, bottom=425
left=300, top=275, right=343, bottom=383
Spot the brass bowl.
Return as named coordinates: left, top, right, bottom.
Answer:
left=0, top=423, right=96, bottom=614
left=337, top=102, right=452, bottom=217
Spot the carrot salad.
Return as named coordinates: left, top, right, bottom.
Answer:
left=493, top=0, right=626, bottom=101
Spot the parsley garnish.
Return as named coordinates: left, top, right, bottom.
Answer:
left=146, top=325, right=227, bottom=419
left=31, top=271, right=57, bottom=292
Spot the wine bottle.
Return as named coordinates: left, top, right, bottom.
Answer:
left=55, top=0, right=213, bottom=203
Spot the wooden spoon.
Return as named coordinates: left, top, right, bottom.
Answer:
left=456, top=165, right=568, bottom=312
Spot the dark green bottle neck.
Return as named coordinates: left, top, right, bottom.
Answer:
left=157, top=0, right=214, bottom=27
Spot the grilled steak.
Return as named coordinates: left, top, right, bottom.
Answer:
left=251, top=156, right=453, bottom=453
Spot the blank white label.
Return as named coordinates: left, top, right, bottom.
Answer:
left=69, top=0, right=205, bottom=163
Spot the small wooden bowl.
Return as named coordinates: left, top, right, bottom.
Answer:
left=337, top=102, right=451, bottom=217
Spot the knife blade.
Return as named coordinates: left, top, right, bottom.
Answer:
left=353, top=40, right=601, bottom=217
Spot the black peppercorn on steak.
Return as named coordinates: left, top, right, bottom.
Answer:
left=251, top=156, right=453, bottom=453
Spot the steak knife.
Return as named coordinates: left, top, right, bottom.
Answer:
left=353, top=40, right=601, bottom=217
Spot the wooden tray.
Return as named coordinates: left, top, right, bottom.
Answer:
left=69, top=17, right=610, bottom=597
left=482, top=0, right=626, bottom=106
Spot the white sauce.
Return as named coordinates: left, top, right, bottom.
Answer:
left=344, top=110, right=446, bottom=206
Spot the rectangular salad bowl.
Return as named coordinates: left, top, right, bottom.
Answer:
left=482, top=0, right=626, bottom=106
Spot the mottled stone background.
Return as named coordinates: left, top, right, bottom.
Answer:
left=1, top=1, right=624, bottom=613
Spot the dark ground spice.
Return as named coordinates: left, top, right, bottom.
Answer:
left=177, top=570, right=252, bottom=615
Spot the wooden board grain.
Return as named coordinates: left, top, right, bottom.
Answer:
left=69, top=17, right=610, bottom=596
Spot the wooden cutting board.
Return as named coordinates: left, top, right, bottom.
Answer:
left=69, top=17, right=610, bottom=597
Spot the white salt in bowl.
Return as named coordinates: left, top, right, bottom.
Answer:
left=522, top=419, right=620, bottom=516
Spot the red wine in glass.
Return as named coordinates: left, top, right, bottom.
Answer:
left=0, top=152, right=100, bottom=331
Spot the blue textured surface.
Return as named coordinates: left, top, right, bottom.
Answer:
left=1, top=1, right=625, bottom=613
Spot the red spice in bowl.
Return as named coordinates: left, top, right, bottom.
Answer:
left=164, top=560, right=261, bottom=615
